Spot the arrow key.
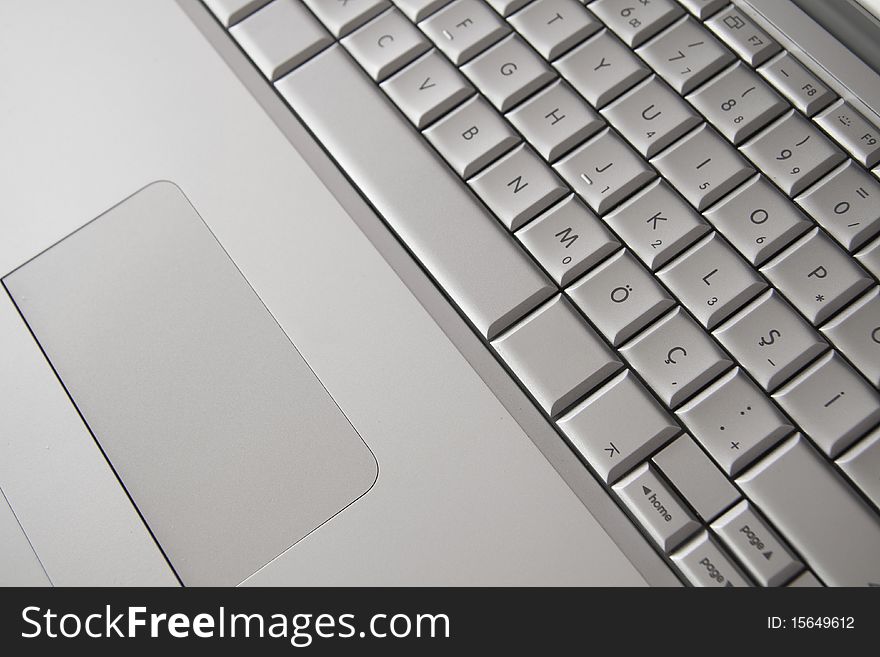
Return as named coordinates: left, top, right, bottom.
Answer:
left=711, top=500, right=802, bottom=586
left=613, top=462, right=700, bottom=552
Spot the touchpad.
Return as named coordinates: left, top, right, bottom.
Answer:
left=3, top=181, right=378, bottom=586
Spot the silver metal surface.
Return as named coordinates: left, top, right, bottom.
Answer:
left=0, top=0, right=674, bottom=587
left=0, top=489, right=50, bottom=586
left=203, top=0, right=270, bottom=26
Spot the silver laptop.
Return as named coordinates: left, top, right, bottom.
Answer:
left=2, top=0, right=879, bottom=587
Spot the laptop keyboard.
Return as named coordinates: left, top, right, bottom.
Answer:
left=204, top=0, right=880, bottom=586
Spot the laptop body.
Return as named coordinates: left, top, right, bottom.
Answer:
left=0, top=0, right=878, bottom=587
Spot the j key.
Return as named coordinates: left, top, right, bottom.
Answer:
left=469, top=144, right=568, bottom=230
left=393, top=0, right=452, bottom=22
left=508, top=0, right=601, bottom=61
left=420, top=0, right=510, bottom=64
left=671, top=530, right=752, bottom=587
left=737, top=434, right=880, bottom=587
left=424, top=96, right=520, bottom=177
left=653, top=433, right=740, bottom=521
left=651, top=124, right=754, bottom=211
left=507, top=81, right=605, bottom=161
left=758, top=52, right=836, bottom=117
left=342, top=8, right=431, bottom=81
left=604, top=179, right=710, bottom=271
left=229, top=0, right=332, bottom=81
left=493, top=295, right=622, bottom=417
left=837, top=429, right=880, bottom=509
left=821, top=287, right=880, bottom=386
left=461, top=34, right=555, bottom=111
left=554, top=129, right=656, bottom=214
left=554, top=29, right=650, bottom=108
left=637, top=17, right=735, bottom=95
left=856, top=235, right=880, bottom=279
left=677, top=368, right=794, bottom=475
left=613, top=462, right=699, bottom=552
left=773, top=351, right=880, bottom=457
left=703, top=175, right=812, bottom=266
left=589, top=0, right=683, bottom=48
left=620, top=306, right=732, bottom=407
left=677, top=0, right=727, bottom=20
left=705, top=5, right=781, bottom=67
left=711, top=500, right=802, bottom=587
left=382, top=50, right=473, bottom=128
left=303, top=0, right=390, bottom=37
left=688, top=63, right=787, bottom=145
left=601, top=76, right=702, bottom=158
left=658, top=232, right=767, bottom=329
left=713, top=289, right=828, bottom=392
left=742, top=110, right=845, bottom=197
left=760, top=227, right=874, bottom=325
left=558, top=369, right=680, bottom=483
left=815, top=100, right=880, bottom=169
left=797, top=161, right=880, bottom=251
left=567, top=249, right=675, bottom=345
left=516, top=195, right=620, bottom=286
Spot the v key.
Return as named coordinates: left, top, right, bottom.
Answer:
left=419, top=77, right=436, bottom=91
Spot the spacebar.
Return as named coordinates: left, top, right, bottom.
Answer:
left=275, top=45, right=554, bottom=340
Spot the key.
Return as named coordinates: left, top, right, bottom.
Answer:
left=758, top=52, right=836, bottom=117
left=420, top=0, right=510, bottom=64
left=677, top=368, right=794, bottom=475
left=342, top=8, right=431, bottom=81
left=815, top=100, right=880, bottom=169
left=507, top=81, right=604, bottom=161
left=743, top=111, right=845, bottom=197
left=671, top=530, right=752, bottom=587
left=613, top=462, right=699, bottom=552
left=555, top=129, right=656, bottom=214
left=711, top=500, right=802, bottom=587
left=705, top=5, right=781, bottom=67
left=554, top=29, right=650, bottom=108
left=229, top=0, right=332, bottom=80
left=303, top=0, right=390, bottom=37
left=797, top=161, right=880, bottom=252
left=604, top=180, right=710, bottom=270
left=393, top=0, right=452, bottom=21
left=461, top=35, right=555, bottom=111
left=382, top=50, right=473, bottom=128
left=677, top=0, right=727, bottom=20
left=787, top=571, right=823, bottom=587
left=688, top=63, right=787, bottom=145
left=204, top=0, right=271, bottom=27
left=773, top=351, right=880, bottom=457
left=621, top=307, right=732, bottom=407
left=760, top=227, right=874, bottom=325
left=508, top=0, right=600, bottom=61
left=601, top=76, right=702, bottom=158
left=492, top=295, right=622, bottom=416
left=856, top=235, right=880, bottom=279
left=653, top=434, right=740, bottom=521
left=278, top=45, right=554, bottom=340
left=822, top=287, right=880, bottom=386
left=558, top=370, right=680, bottom=483
left=714, top=289, right=828, bottom=392
left=658, top=232, right=766, bottom=329
left=485, top=0, right=531, bottom=15
left=567, top=249, right=675, bottom=345
left=837, top=429, right=880, bottom=509
left=590, top=0, right=683, bottom=48
left=702, top=175, right=811, bottom=266
left=637, top=17, right=735, bottom=95
left=737, top=434, right=880, bottom=587
left=516, top=195, right=620, bottom=286
left=424, top=96, right=520, bottom=177
left=469, top=144, right=568, bottom=230
left=651, top=125, right=754, bottom=210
